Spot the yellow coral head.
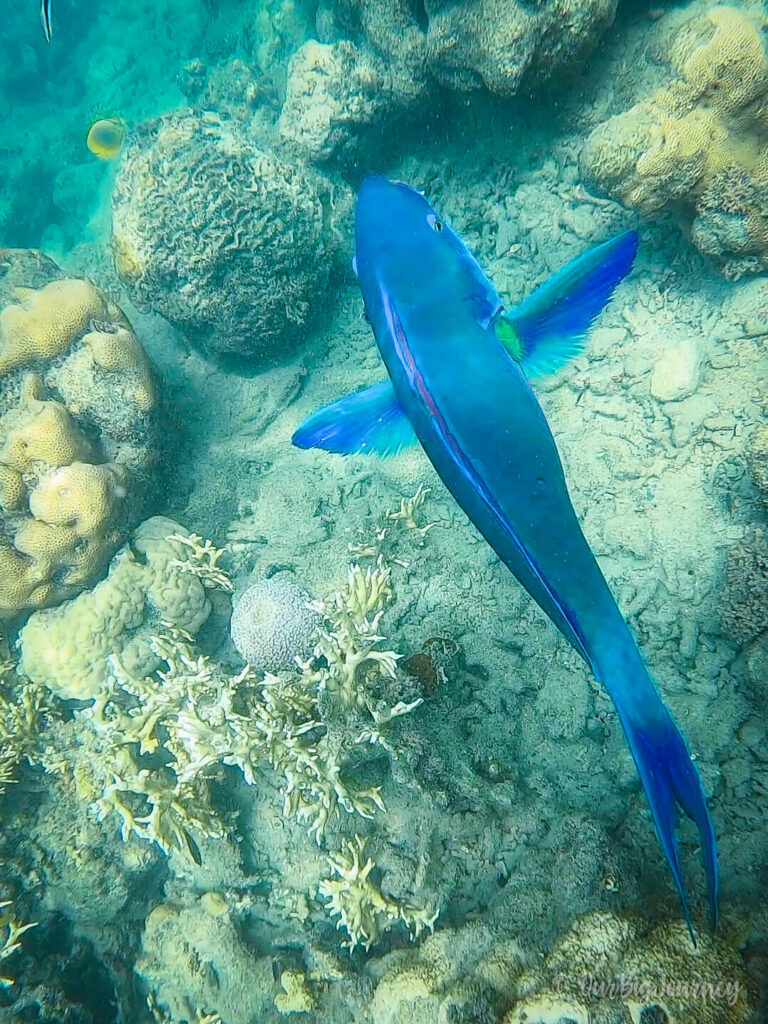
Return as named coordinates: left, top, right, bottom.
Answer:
left=86, top=118, right=126, bottom=161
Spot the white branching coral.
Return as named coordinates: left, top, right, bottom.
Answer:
left=0, top=901, right=36, bottom=987
left=319, top=835, right=438, bottom=952
left=303, top=559, right=401, bottom=708
left=0, top=638, right=53, bottom=794
left=167, top=532, right=233, bottom=592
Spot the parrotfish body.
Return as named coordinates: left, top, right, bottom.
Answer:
left=294, top=176, right=718, bottom=939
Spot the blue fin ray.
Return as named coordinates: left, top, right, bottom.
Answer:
left=501, top=230, right=639, bottom=378
left=292, top=380, right=417, bottom=457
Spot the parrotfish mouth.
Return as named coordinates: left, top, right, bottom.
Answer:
left=294, top=176, right=718, bottom=941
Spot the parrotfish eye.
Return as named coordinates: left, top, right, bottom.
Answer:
left=427, top=213, right=443, bottom=232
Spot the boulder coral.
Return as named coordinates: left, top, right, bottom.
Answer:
left=0, top=250, right=157, bottom=618
left=111, top=110, right=348, bottom=361
left=582, top=5, right=768, bottom=278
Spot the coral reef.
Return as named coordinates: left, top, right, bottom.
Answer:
left=18, top=517, right=212, bottom=701
left=230, top=572, right=321, bottom=674
left=582, top=5, right=768, bottom=278
left=278, top=39, right=420, bottom=164
left=111, top=110, right=348, bottom=361
left=369, top=911, right=755, bottom=1024
left=0, top=249, right=157, bottom=617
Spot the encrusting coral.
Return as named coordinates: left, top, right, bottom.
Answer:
left=582, top=5, right=768, bottom=278
left=0, top=249, right=158, bottom=617
left=111, top=110, right=347, bottom=361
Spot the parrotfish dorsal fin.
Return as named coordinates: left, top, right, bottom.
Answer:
left=497, top=230, right=638, bottom=379
left=292, top=379, right=417, bottom=457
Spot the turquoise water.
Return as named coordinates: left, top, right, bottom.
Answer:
left=0, top=1, right=766, bottom=1022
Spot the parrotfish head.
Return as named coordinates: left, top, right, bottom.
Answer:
left=356, top=178, right=467, bottom=298
left=355, top=176, right=501, bottom=326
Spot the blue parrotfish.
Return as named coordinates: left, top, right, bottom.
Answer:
left=293, top=176, right=718, bottom=940
left=40, top=0, right=52, bottom=42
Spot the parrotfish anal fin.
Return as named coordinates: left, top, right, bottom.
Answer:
left=291, top=380, right=417, bottom=457
left=615, top=693, right=718, bottom=943
left=497, top=230, right=639, bottom=378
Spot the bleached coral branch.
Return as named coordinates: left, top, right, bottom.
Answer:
left=319, top=835, right=437, bottom=952
left=167, top=532, right=233, bottom=592
left=0, top=901, right=36, bottom=987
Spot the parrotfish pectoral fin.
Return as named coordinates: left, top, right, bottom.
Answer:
left=619, top=702, right=718, bottom=942
left=498, top=230, right=639, bottom=378
left=292, top=380, right=417, bottom=456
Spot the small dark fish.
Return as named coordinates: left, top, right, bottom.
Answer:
left=40, top=0, right=52, bottom=42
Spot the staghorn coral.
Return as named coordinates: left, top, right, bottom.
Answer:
left=18, top=517, right=212, bottom=701
left=111, top=110, right=348, bottom=361
left=319, top=833, right=437, bottom=952
left=582, top=5, right=768, bottom=278
left=229, top=573, right=321, bottom=674
left=0, top=249, right=158, bottom=617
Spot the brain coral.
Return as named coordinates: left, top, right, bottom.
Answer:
left=582, top=5, right=768, bottom=278
left=0, top=249, right=157, bottom=618
left=111, top=110, right=347, bottom=361
left=18, top=517, right=211, bottom=701
left=283, top=0, right=618, bottom=162
left=230, top=573, right=321, bottom=673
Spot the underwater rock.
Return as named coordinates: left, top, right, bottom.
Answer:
left=649, top=337, right=702, bottom=402
left=717, top=527, right=768, bottom=645
left=582, top=5, right=768, bottom=279
left=136, top=898, right=275, bottom=1024
left=111, top=110, right=348, bottom=362
left=317, top=0, right=618, bottom=95
left=0, top=249, right=158, bottom=618
left=279, top=39, right=421, bottom=164
left=230, top=572, right=321, bottom=674
left=283, top=0, right=618, bottom=164
left=17, top=516, right=210, bottom=700
left=505, top=911, right=755, bottom=1024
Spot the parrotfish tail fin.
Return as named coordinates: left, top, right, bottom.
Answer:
left=292, top=379, right=417, bottom=457
left=618, top=700, right=718, bottom=943
left=498, top=230, right=639, bottom=378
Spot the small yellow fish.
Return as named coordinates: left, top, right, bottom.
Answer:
left=86, top=118, right=126, bottom=161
